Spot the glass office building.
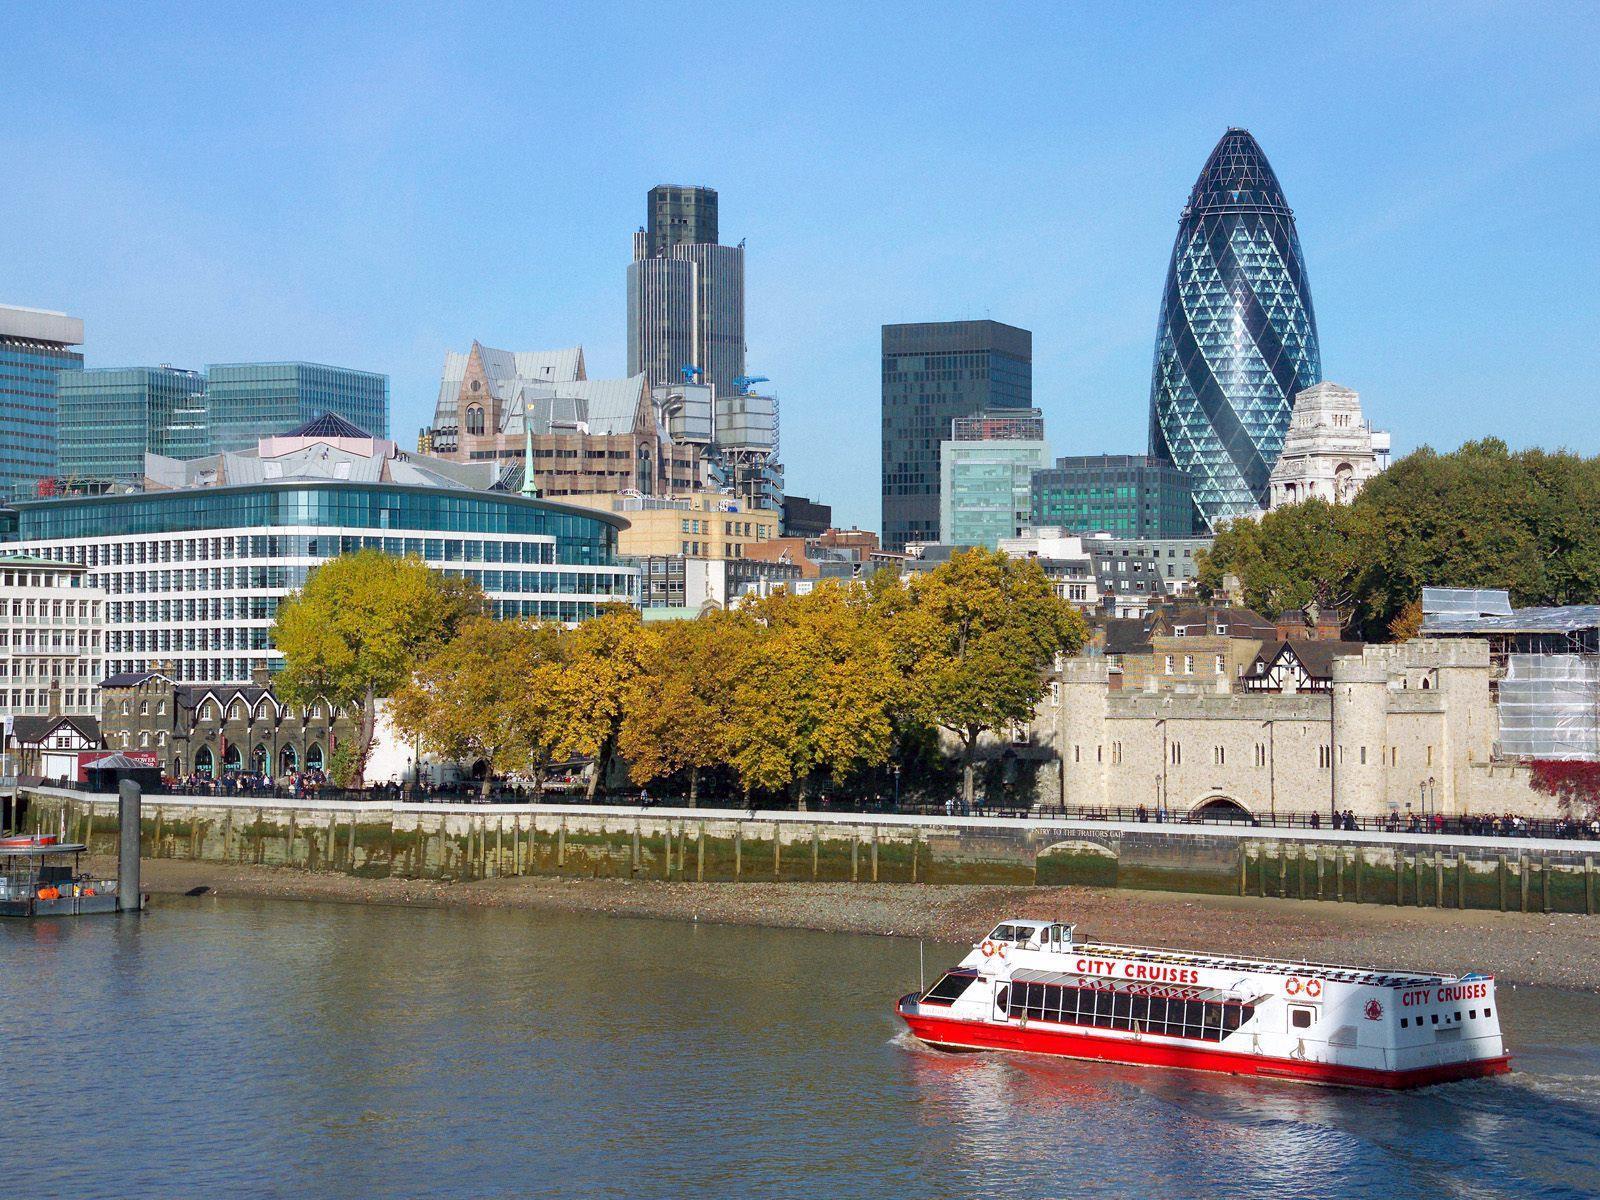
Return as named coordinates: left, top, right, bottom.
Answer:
left=207, top=362, right=390, bottom=452
left=0, top=305, right=84, bottom=498
left=939, top=408, right=1049, bottom=549
left=1149, top=128, right=1321, bottom=531
left=3, top=427, right=636, bottom=683
left=1031, top=454, right=1196, bottom=539
left=627, top=186, right=745, bottom=402
left=882, top=320, right=1032, bottom=553
left=57, top=366, right=208, bottom=483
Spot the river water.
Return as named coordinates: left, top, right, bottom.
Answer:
left=5, top=898, right=1599, bottom=1199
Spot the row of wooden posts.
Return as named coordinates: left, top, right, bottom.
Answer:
left=1245, top=844, right=1599, bottom=914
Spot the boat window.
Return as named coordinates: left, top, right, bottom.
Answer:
left=922, top=971, right=978, bottom=1005
left=1401, top=1018, right=1408, bottom=1028
left=1469, top=1010, right=1477, bottom=1019
left=1290, top=1006, right=1314, bottom=1030
left=1431, top=1015, right=1439, bottom=1025
left=995, top=986, right=1009, bottom=1013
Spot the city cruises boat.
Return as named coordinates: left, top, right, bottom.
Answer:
left=897, top=919, right=1509, bottom=1089
left=0, top=835, right=133, bottom=917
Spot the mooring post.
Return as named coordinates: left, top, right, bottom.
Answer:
left=1499, top=854, right=1508, bottom=912
left=871, top=826, right=880, bottom=883
left=1587, top=855, right=1595, bottom=917
left=1456, top=853, right=1467, bottom=910
left=117, top=779, right=142, bottom=913
left=735, top=826, right=743, bottom=878
left=696, top=824, right=705, bottom=881
left=773, top=822, right=781, bottom=878
left=1520, top=852, right=1529, bottom=913
left=851, top=835, right=859, bottom=882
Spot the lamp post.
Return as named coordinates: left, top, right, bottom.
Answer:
left=893, top=763, right=902, bottom=810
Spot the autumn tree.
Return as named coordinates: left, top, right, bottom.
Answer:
left=272, top=552, right=482, bottom=781
left=894, top=548, right=1089, bottom=806
left=722, top=583, right=900, bottom=800
left=390, top=617, right=567, bottom=796
left=561, top=604, right=657, bottom=799
left=619, top=610, right=752, bottom=804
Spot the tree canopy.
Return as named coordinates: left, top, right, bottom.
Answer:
left=272, top=551, right=483, bottom=777
left=1199, top=440, right=1600, bottom=638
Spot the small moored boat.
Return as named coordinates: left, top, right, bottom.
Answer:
left=0, top=835, right=136, bottom=918
left=897, top=919, right=1509, bottom=1089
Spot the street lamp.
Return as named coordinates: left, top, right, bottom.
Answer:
left=893, top=763, right=902, bottom=810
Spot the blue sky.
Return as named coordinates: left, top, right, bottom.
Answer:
left=3, top=1, right=1596, bottom=530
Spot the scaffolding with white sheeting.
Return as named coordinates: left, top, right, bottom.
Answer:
left=1498, top=653, right=1600, bottom=760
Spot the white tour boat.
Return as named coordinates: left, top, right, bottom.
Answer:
left=897, top=919, right=1509, bottom=1089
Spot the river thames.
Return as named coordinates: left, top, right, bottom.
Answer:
left=5, top=898, right=1599, bottom=1198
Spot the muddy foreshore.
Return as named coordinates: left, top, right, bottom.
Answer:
left=93, top=855, right=1600, bottom=991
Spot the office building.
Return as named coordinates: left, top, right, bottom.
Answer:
left=565, top=491, right=779, bottom=561
left=1, top=415, right=637, bottom=685
left=1030, top=454, right=1196, bottom=539
left=1149, top=129, right=1321, bottom=531
left=423, top=341, right=700, bottom=498
left=781, top=495, right=832, bottom=539
left=0, top=305, right=84, bottom=497
left=882, top=320, right=1032, bottom=553
left=1084, top=533, right=1213, bottom=594
left=57, top=366, right=208, bottom=483
left=1267, top=382, right=1390, bottom=510
left=940, top=408, right=1049, bottom=549
left=627, top=185, right=746, bottom=401
left=207, top=362, right=390, bottom=453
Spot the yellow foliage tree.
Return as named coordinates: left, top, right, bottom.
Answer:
left=619, top=610, right=751, bottom=804
left=272, top=552, right=483, bottom=781
left=390, top=616, right=572, bottom=797
left=561, top=604, right=658, bottom=799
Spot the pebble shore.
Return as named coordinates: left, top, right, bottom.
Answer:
left=97, top=856, right=1600, bottom=991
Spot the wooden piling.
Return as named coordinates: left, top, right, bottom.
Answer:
left=557, top=817, right=566, bottom=868
left=1520, top=852, right=1529, bottom=913
left=1456, top=853, right=1466, bottom=910
left=735, top=827, right=743, bottom=879
left=696, top=825, right=705, bottom=882
left=1498, top=854, right=1508, bottom=912
left=1587, top=855, right=1595, bottom=917
left=872, top=826, right=880, bottom=883
left=812, top=826, right=820, bottom=880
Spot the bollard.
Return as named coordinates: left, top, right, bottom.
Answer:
left=117, top=779, right=142, bottom=913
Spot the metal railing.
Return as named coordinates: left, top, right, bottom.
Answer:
left=21, top=778, right=1600, bottom=841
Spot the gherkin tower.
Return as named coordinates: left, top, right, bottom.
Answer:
left=1149, top=128, right=1321, bottom=531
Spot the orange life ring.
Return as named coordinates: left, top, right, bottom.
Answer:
left=1285, top=976, right=1301, bottom=995
left=981, top=940, right=996, bottom=958
left=1305, top=979, right=1323, bottom=998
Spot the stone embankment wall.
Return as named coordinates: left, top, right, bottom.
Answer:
left=17, top=787, right=1600, bottom=916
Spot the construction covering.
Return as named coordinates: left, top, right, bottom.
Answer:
left=1498, top=653, right=1600, bottom=760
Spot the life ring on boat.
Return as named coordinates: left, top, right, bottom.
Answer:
left=981, top=940, right=996, bottom=957
left=1285, top=977, right=1301, bottom=995
left=1305, top=979, right=1322, bottom=998
left=36, top=886, right=61, bottom=900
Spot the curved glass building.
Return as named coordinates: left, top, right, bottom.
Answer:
left=1149, top=128, right=1321, bottom=531
left=1, top=419, right=636, bottom=683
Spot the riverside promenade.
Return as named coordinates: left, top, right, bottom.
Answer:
left=14, top=784, right=1600, bottom=915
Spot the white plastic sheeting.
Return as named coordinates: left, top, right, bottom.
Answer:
left=1499, top=654, right=1600, bottom=760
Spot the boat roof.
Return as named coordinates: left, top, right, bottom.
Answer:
left=1076, top=939, right=1454, bottom=990
left=0, top=842, right=87, bottom=857
left=1009, top=967, right=1260, bottom=1006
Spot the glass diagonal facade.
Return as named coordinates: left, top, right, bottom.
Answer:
left=1149, top=128, right=1321, bottom=531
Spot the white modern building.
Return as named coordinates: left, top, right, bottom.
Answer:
left=1267, top=382, right=1390, bottom=510
left=0, top=415, right=638, bottom=685
left=0, top=554, right=104, bottom=721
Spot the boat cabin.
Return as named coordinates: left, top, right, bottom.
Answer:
left=0, top=836, right=123, bottom=917
left=982, top=921, right=1075, bottom=953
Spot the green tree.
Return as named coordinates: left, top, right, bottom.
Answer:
left=390, top=616, right=568, bottom=797
left=894, top=548, right=1089, bottom=806
left=272, top=552, right=482, bottom=782
left=1198, top=499, right=1366, bottom=623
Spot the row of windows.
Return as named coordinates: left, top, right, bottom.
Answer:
left=16, top=485, right=618, bottom=563
left=1074, top=741, right=1431, bottom=771
left=29, top=533, right=564, bottom=569
left=4, top=687, right=96, bottom=712
left=1005, top=981, right=1256, bottom=1042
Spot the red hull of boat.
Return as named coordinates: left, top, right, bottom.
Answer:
left=898, top=1001, right=1510, bottom=1090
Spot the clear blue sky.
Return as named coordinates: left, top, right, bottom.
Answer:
left=3, top=1, right=1596, bottom=530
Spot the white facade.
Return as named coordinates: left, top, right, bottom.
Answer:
left=0, top=555, right=104, bottom=721
left=1268, top=382, right=1389, bottom=510
left=996, top=528, right=1102, bottom=609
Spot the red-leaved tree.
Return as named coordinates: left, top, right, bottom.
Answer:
left=1527, top=760, right=1600, bottom=819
